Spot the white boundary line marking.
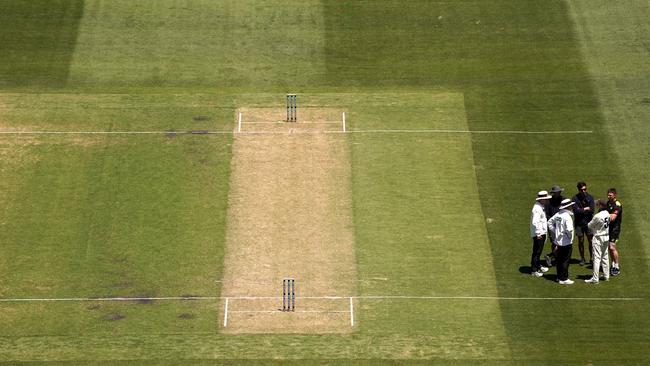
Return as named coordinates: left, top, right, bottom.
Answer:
left=342, top=112, right=346, bottom=132
left=223, top=297, right=229, bottom=327
left=0, top=295, right=642, bottom=302
left=350, top=297, right=354, bottom=326
left=0, top=129, right=594, bottom=136
left=237, top=113, right=242, bottom=133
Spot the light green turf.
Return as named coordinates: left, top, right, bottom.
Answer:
left=68, top=0, right=326, bottom=88
left=0, top=93, right=236, bottom=132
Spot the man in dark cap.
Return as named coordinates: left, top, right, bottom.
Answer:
left=544, top=185, right=565, bottom=267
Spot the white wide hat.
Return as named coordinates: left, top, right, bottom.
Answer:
left=536, top=191, right=552, bottom=201
left=560, top=198, right=575, bottom=209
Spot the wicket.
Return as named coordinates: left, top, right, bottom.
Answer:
left=286, top=94, right=297, bottom=122
left=282, top=278, right=295, bottom=311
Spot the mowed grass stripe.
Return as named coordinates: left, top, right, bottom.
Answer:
left=348, top=93, right=499, bottom=296
left=0, top=93, right=235, bottom=132
left=68, top=0, right=326, bottom=87
left=346, top=93, right=511, bottom=358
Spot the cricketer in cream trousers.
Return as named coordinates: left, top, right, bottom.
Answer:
left=588, top=209, right=611, bottom=281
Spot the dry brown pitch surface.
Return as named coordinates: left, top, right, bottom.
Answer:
left=220, top=108, right=356, bottom=333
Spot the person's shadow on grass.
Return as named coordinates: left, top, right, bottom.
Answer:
left=519, top=265, right=558, bottom=282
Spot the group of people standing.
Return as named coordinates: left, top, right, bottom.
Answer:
left=529, top=182, right=623, bottom=285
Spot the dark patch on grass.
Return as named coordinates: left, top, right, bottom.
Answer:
left=0, top=0, right=85, bottom=87
left=86, top=304, right=101, bottom=310
left=190, top=130, right=210, bottom=135
left=165, top=130, right=178, bottom=138
left=192, top=115, right=211, bottom=121
left=181, top=294, right=201, bottom=300
left=105, top=313, right=125, bottom=321
left=641, top=98, right=650, bottom=105
left=178, top=313, right=195, bottom=319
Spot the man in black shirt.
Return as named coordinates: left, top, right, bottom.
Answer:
left=572, top=181, right=595, bottom=266
left=607, top=188, right=623, bottom=276
left=544, top=185, right=565, bottom=267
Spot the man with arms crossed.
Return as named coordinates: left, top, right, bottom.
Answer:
left=607, top=188, right=623, bottom=276
left=530, top=191, right=551, bottom=277
left=544, top=185, right=565, bottom=267
left=572, top=181, right=595, bottom=266
left=585, top=199, right=610, bottom=283
left=548, top=199, right=575, bottom=285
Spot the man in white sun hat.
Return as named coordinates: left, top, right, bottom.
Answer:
left=544, top=184, right=565, bottom=267
left=530, top=191, right=552, bottom=277
left=548, top=198, right=575, bottom=284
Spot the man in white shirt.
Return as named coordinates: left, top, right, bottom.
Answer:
left=548, top=199, right=575, bottom=284
left=585, top=199, right=611, bottom=283
left=530, top=191, right=551, bottom=277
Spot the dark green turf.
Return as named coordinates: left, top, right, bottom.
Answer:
left=0, top=0, right=84, bottom=87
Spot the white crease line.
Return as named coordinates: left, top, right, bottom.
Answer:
left=345, top=129, right=594, bottom=134
left=223, top=297, right=229, bottom=327
left=0, top=296, right=218, bottom=302
left=0, top=129, right=594, bottom=135
left=228, top=310, right=350, bottom=314
left=241, top=121, right=342, bottom=124
left=0, top=295, right=642, bottom=303
left=0, top=131, right=228, bottom=135
left=357, top=295, right=643, bottom=301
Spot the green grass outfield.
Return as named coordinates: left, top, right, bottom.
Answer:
left=1, top=0, right=649, bottom=364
